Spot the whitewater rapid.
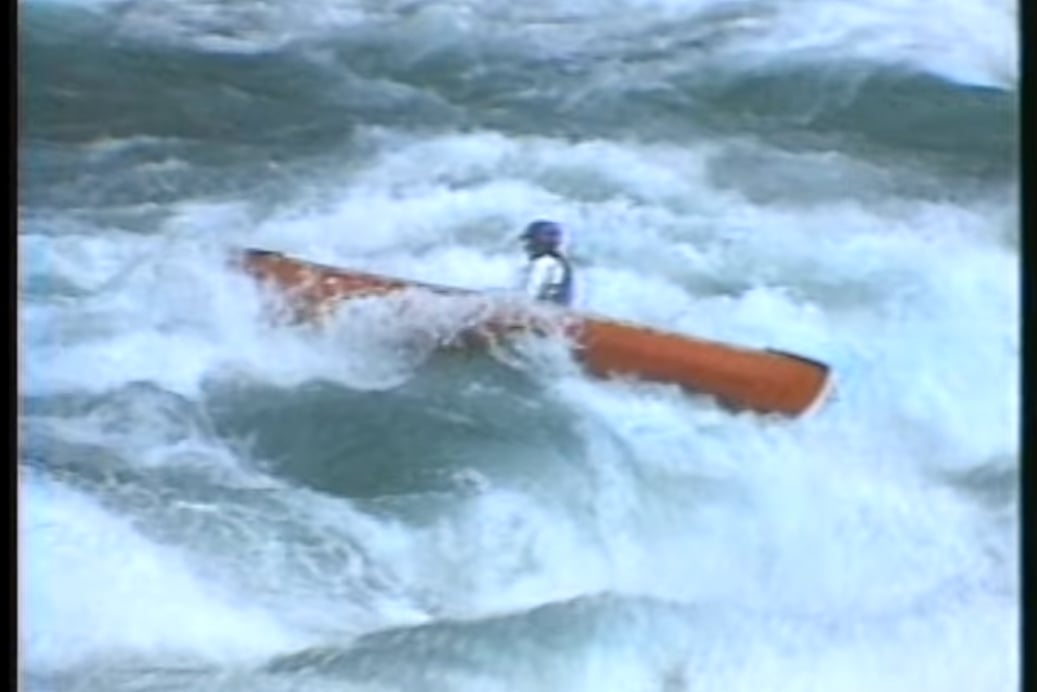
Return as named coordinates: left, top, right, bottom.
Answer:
left=21, top=0, right=1018, bottom=690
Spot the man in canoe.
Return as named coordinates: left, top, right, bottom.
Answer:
left=519, top=220, right=574, bottom=307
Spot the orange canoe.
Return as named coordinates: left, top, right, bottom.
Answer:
left=234, top=248, right=833, bottom=418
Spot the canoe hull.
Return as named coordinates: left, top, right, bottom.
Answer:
left=235, top=249, right=833, bottom=418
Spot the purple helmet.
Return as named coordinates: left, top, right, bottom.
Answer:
left=520, top=220, right=563, bottom=253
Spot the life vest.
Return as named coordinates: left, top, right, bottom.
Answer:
left=525, top=252, right=573, bottom=306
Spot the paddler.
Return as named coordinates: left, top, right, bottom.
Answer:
left=518, top=220, right=574, bottom=307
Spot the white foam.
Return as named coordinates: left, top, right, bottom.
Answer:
left=744, top=0, right=1018, bottom=88
left=90, top=0, right=1017, bottom=86
left=21, top=473, right=304, bottom=671
left=25, top=127, right=1017, bottom=461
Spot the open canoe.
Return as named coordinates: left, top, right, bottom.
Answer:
left=234, top=248, right=833, bottom=418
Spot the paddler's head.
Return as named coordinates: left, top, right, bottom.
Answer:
left=520, top=220, right=563, bottom=258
